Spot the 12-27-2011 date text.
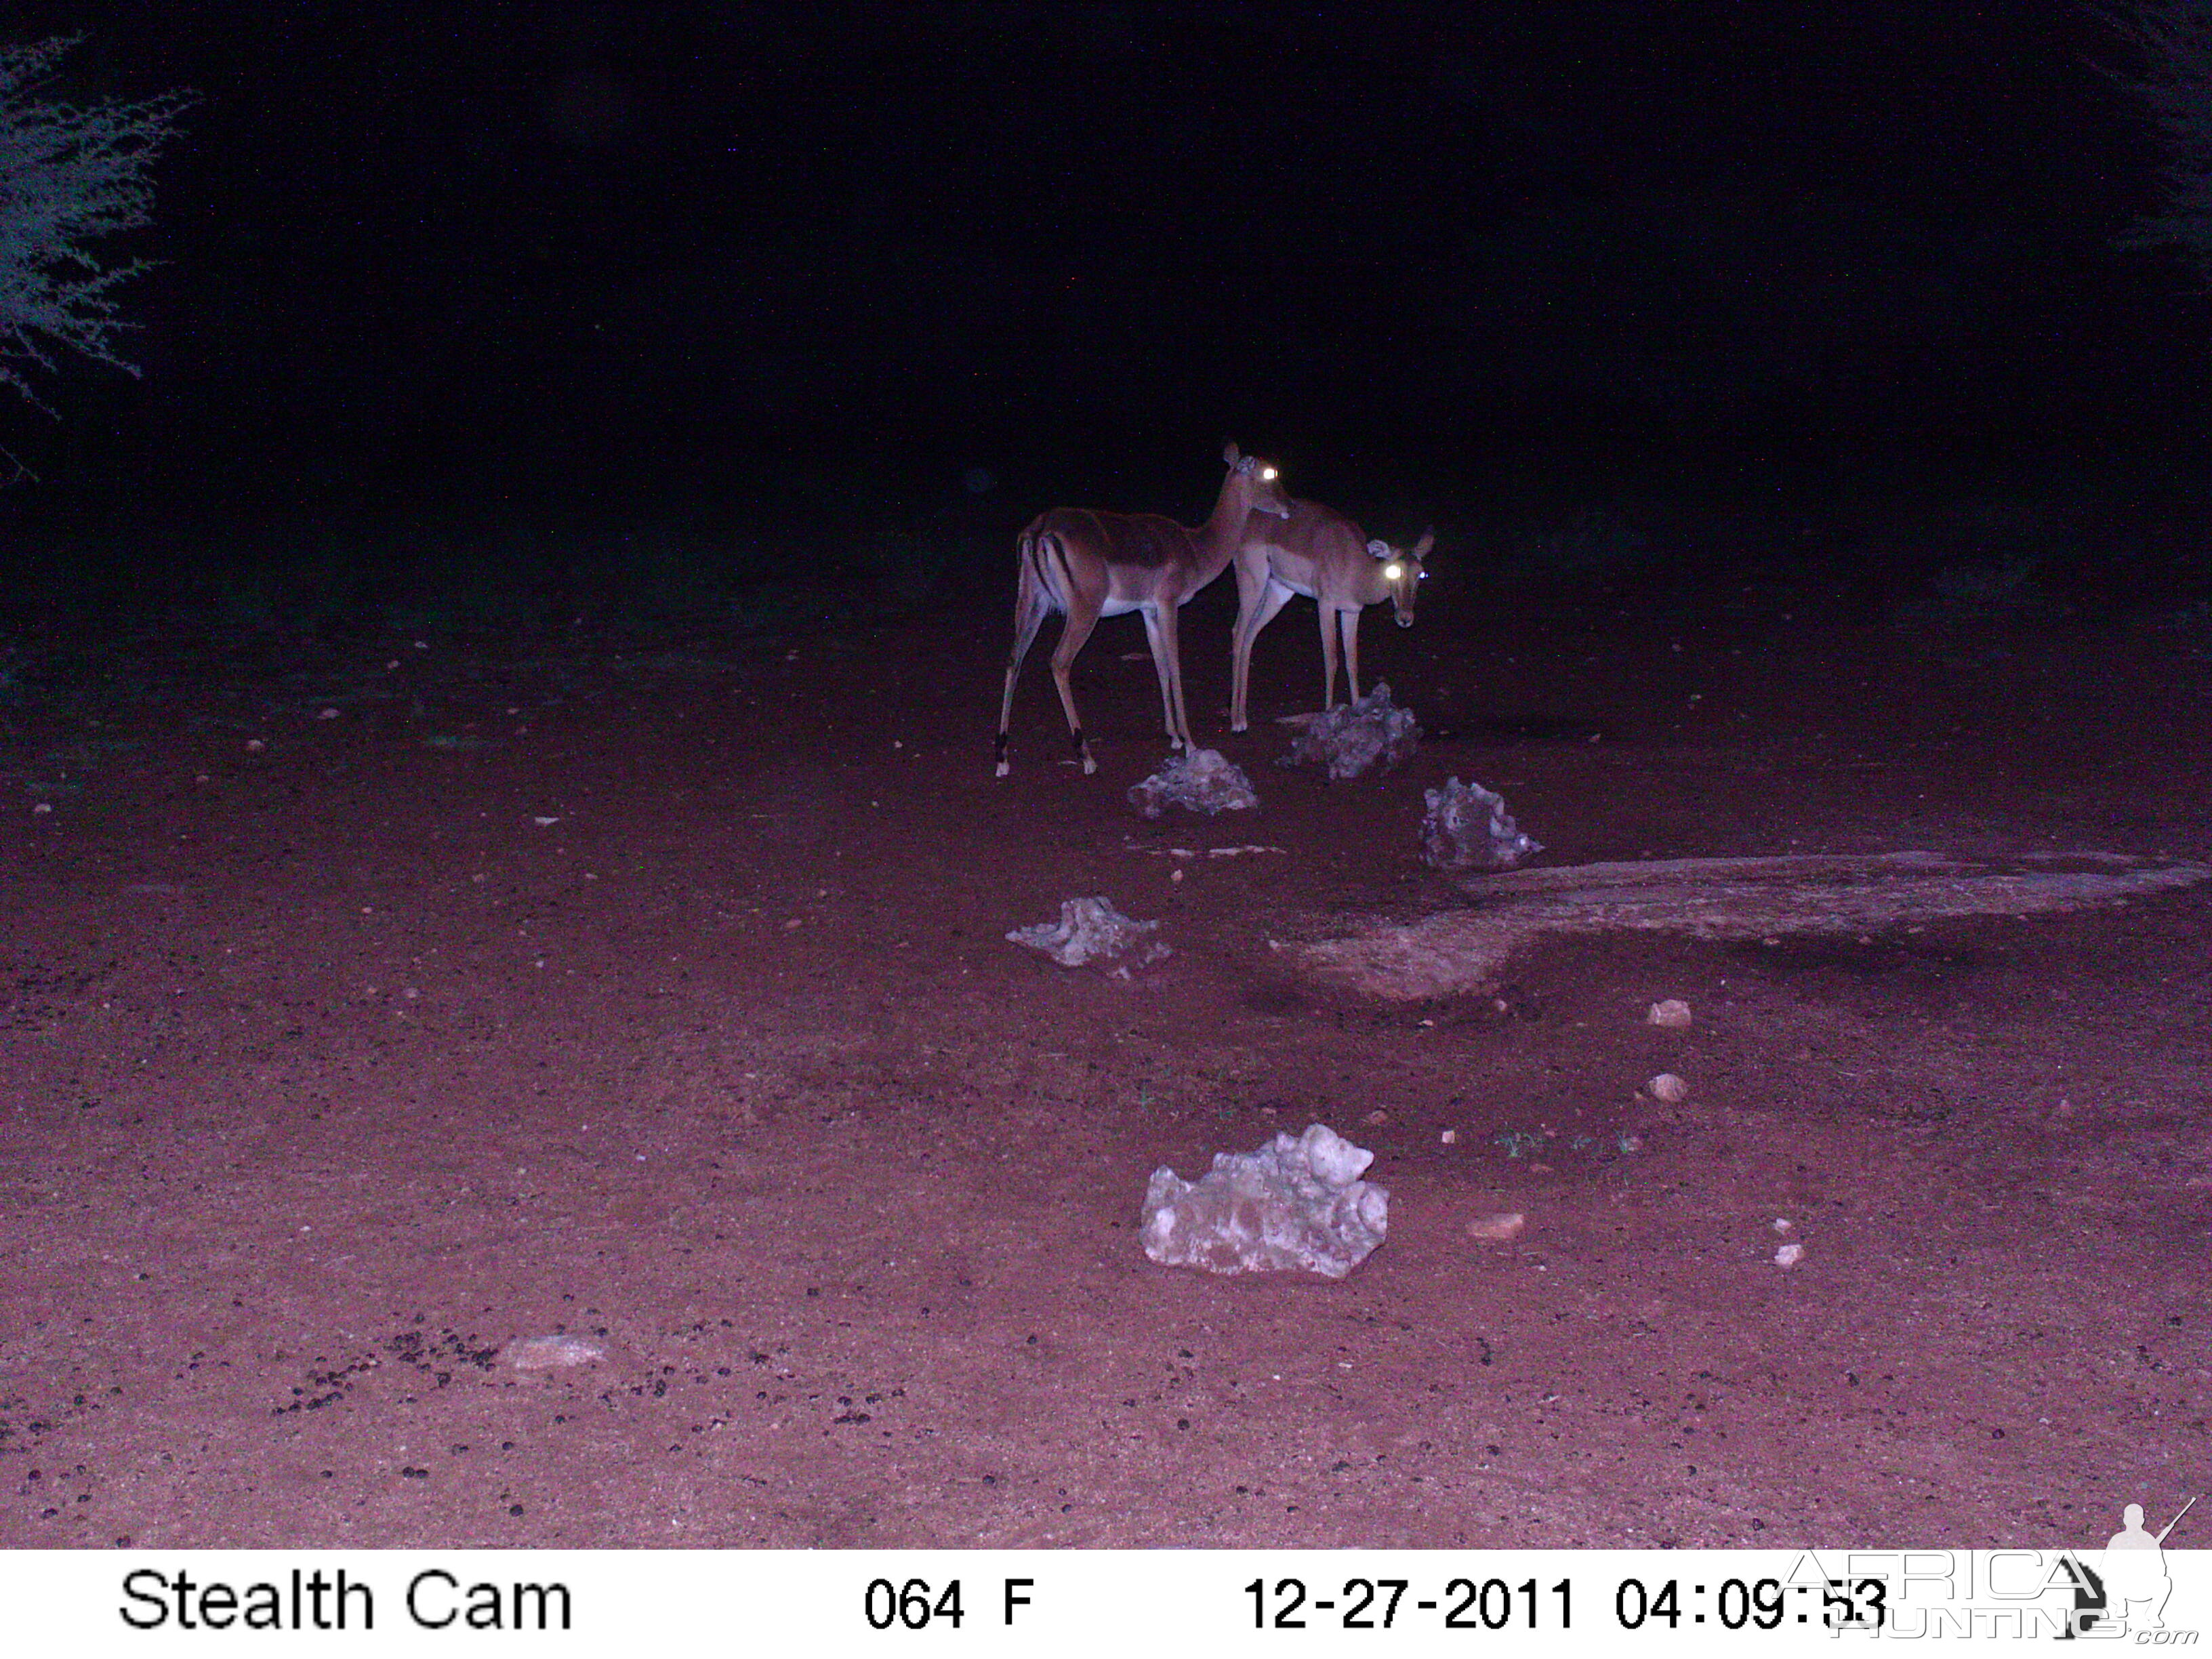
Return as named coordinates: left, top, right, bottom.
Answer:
left=1247, top=1575, right=1571, bottom=1631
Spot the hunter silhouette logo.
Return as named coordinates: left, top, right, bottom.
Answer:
left=2092, top=1496, right=2196, bottom=1635
left=2059, top=1496, right=2198, bottom=1638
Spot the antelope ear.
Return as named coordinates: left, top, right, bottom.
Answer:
left=1366, top=539, right=1391, bottom=560
left=1223, top=441, right=1241, bottom=466
left=1412, top=528, right=1435, bottom=558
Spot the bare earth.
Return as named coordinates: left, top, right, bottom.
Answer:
left=1, top=579, right=2206, bottom=1550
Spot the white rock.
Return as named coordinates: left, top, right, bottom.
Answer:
left=1774, top=1242, right=1805, bottom=1269
left=1646, top=998, right=1694, bottom=1027
left=1127, top=747, right=1259, bottom=818
left=1006, top=897, right=1166, bottom=969
left=1141, top=1123, right=1388, bottom=1279
left=1647, top=1072, right=1690, bottom=1103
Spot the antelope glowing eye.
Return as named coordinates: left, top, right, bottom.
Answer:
left=1383, top=563, right=1402, bottom=579
left=1262, top=467, right=1276, bottom=480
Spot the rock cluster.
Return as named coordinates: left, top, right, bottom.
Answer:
left=1128, top=747, right=1261, bottom=818
left=1420, top=777, right=1542, bottom=872
left=1279, top=682, right=1421, bottom=781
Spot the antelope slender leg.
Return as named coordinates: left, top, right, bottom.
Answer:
left=1339, top=607, right=1363, bottom=704
left=1318, top=602, right=1343, bottom=711
left=996, top=563, right=1052, bottom=776
left=1139, top=606, right=1189, bottom=752
left=1048, top=601, right=1104, bottom=775
left=1228, top=560, right=1265, bottom=733
left=1231, top=577, right=1296, bottom=729
left=1153, top=600, right=1193, bottom=752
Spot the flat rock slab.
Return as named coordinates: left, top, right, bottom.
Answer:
left=1297, top=851, right=2212, bottom=1001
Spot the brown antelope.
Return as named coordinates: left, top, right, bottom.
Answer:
left=1228, top=497, right=1433, bottom=732
left=996, top=443, right=1290, bottom=776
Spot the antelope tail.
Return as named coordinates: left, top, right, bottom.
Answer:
left=1027, top=527, right=1076, bottom=613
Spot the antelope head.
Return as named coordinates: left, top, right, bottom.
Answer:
left=1225, top=441, right=1292, bottom=520
left=1365, top=528, right=1433, bottom=627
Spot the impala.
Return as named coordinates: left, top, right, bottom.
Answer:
left=996, top=442, right=1290, bottom=776
left=1227, top=495, right=1433, bottom=732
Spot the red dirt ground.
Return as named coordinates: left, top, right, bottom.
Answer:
left=1, top=577, right=2206, bottom=1549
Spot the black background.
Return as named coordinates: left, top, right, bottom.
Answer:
left=5, top=1, right=2206, bottom=613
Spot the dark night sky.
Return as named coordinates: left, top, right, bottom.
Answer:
left=8, top=1, right=2205, bottom=547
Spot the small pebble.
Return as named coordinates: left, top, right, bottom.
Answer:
left=1774, top=1242, right=1805, bottom=1268
left=1467, top=1212, right=1526, bottom=1242
left=1647, top=1073, right=1690, bottom=1104
left=1647, top=999, right=1693, bottom=1027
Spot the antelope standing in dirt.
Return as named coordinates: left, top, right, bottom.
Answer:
left=1228, top=497, right=1433, bottom=732
left=996, top=443, right=1290, bottom=775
